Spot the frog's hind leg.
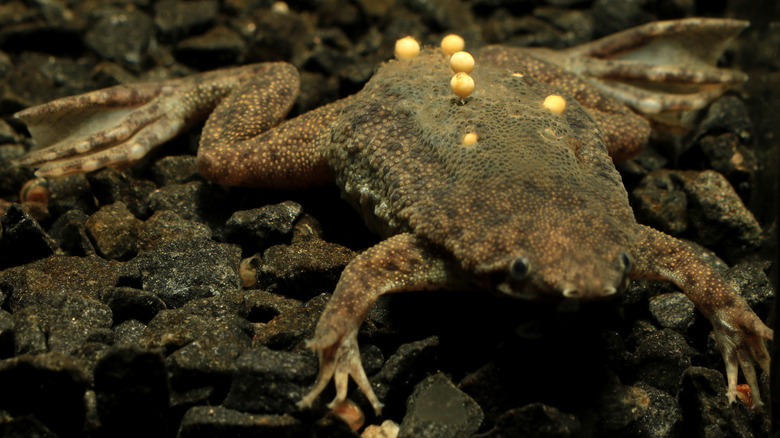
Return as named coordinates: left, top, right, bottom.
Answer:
left=530, top=18, right=748, bottom=114
left=196, top=96, right=350, bottom=189
left=14, top=63, right=297, bottom=177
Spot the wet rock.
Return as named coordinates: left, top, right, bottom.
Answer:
left=698, top=133, right=757, bottom=195
left=177, top=406, right=304, bottom=438
left=147, top=180, right=229, bottom=224
left=99, top=286, right=166, bottom=324
left=86, top=168, right=155, bottom=219
left=398, top=373, right=483, bottom=438
left=256, top=240, right=355, bottom=298
left=246, top=7, right=311, bottom=64
left=0, top=353, right=89, bottom=438
left=154, top=0, right=218, bottom=41
left=632, top=169, right=762, bottom=256
left=591, top=0, right=654, bottom=37
left=86, top=202, right=143, bottom=261
left=372, top=336, right=440, bottom=409
left=0, top=204, right=56, bottom=268
left=679, top=367, right=758, bottom=438
left=634, top=329, right=699, bottom=395
left=223, top=345, right=318, bottom=413
left=124, top=238, right=241, bottom=308
left=140, top=299, right=253, bottom=352
left=0, top=310, right=14, bottom=359
left=11, top=292, right=113, bottom=355
left=113, top=319, right=147, bottom=345
left=150, top=155, right=201, bottom=186
left=2, top=53, right=95, bottom=108
left=94, top=345, right=169, bottom=438
left=723, top=261, right=775, bottom=315
left=475, top=402, right=581, bottom=438
left=167, top=323, right=253, bottom=402
left=628, top=382, right=683, bottom=437
left=252, top=293, right=326, bottom=350
left=594, top=379, right=649, bottom=434
left=84, top=8, right=155, bottom=70
left=244, top=289, right=302, bottom=323
left=138, top=210, right=212, bottom=252
left=223, top=201, right=303, bottom=252
left=175, top=25, right=247, bottom=68
left=648, top=292, right=697, bottom=333
left=49, top=209, right=96, bottom=257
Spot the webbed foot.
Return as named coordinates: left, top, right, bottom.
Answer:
left=711, top=308, right=772, bottom=408
left=531, top=18, right=749, bottom=114
left=298, top=327, right=384, bottom=415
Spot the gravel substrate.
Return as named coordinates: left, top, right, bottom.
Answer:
left=0, top=1, right=778, bottom=437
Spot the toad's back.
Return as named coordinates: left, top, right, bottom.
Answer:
left=322, top=48, right=637, bottom=272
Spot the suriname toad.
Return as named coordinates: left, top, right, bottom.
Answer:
left=13, top=18, right=772, bottom=414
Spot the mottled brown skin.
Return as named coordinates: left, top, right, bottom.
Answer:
left=14, top=19, right=771, bottom=415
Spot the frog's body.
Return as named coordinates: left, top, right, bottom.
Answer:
left=14, top=18, right=771, bottom=414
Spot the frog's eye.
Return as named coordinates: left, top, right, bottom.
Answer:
left=619, top=252, right=632, bottom=274
left=509, top=257, right=531, bottom=280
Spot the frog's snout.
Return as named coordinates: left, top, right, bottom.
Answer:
left=557, top=251, right=632, bottom=301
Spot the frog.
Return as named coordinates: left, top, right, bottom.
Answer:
left=13, top=18, right=771, bottom=415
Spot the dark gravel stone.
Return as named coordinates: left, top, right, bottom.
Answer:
left=632, top=169, right=763, bottom=258
left=629, top=382, right=683, bottom=437
left=83, top=8, right=155, bottom=69
left=648, top=292, right=697, bottom=333
left=175, top=26, right=248, bottom=68
left=0, top=353, right=89, bottom=438
left=94, top=345, right=170, bottom=438
left=154, top=0, right=219, bottom=41
left=398, top=373, right=483, bottom=438
left=147, top=180, right=229, bottom=224
left=140, top=299, right=253, bottom=352
left=634, top=329, right=699, bottom=395
left=0, top=204, right=56, bottom=268
left=112, top=319, right=147, bottom=345
left=256, top=240, right=355, bottom=297
left=99, top=286, right=167, bottom=324
left=252, top=293, right=326, bottom=350
left=223, top=200, right=303, bottom=252
left=138, top=209, right=212, bottom=252
left=244, top=289, right=302, bottom=323
left=167, top=321, right=253, bottom=401
left=86, top=202, right=143, bottom=260
left=124, top=238, right=242, bottom=308
left=223, top=345, right=318, bottom=413
left=49, top=209, right=97, bottom=256
left=177, top=406, right=305, bottom=438
left=150, top=155, right=201, bottom=186
left=475, top=402, right=581, bottom=438
left=0, top=309, right=14, bottom=359
left=86, top=168, right=155, bottom=219
left=679, top=367, right=758, bottom=438
left=372, top=336, right=440, bottom=410
left=594, top=379, right=649, bottom=434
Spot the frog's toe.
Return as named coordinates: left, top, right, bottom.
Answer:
left=712, top=312, right=772, bottom=408
left=15, top=85, right=187, bottom=176
left=300, top=328, right=383, bottom=415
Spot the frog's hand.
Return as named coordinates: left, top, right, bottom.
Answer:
left=298, top=233, right=453, bottom=415
left=531, top=18, right=748, bottom=114
left=14, top=63, right=298, bottom=177
left=633, top=225, right=772, bottom=407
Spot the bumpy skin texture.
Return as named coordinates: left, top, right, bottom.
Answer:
left=14, top=19, right=771, bottom=415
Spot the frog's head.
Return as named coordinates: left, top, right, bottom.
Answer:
left=469, top=217, right=635, bottom=302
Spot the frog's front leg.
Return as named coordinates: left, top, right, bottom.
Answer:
left=14, top=63, right=299, bottom=178
left=632, top=225, right=772, bottom=406
left=299, top=232, right=454, bottom=414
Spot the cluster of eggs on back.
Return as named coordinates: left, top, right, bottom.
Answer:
left=393, top=35, right=567, bottom=149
